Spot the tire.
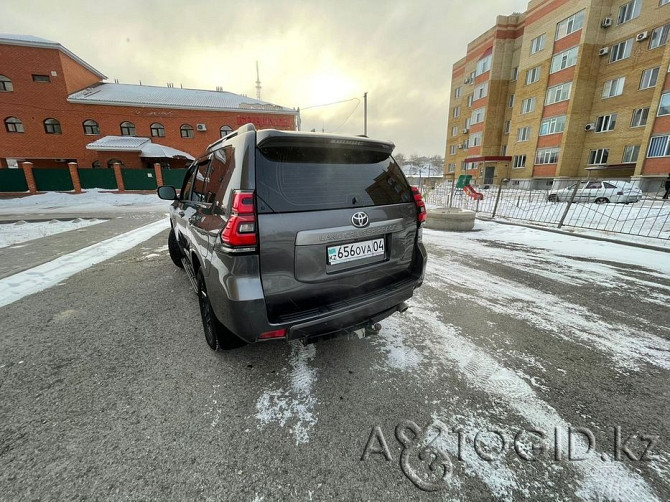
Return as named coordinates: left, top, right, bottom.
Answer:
left=197, top=269, right=246, bottom=351
left=594, top=197, right=609, bottom=204
left=548, top=194, right=558, bottom=202
left=168, top=228, right=184, bottom=269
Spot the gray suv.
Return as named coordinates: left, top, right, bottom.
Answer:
left=157, top=124, right=427, bottom=350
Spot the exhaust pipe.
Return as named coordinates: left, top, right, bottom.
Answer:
left=396, top=302, right=410, bottom=313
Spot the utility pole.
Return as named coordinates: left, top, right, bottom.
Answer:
left=363, top=91, right=368, bottom=136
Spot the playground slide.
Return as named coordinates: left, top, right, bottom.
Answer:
left=463, top=184, right=484, bottom=200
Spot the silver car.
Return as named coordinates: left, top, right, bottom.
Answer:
left=547, top=180, right=643, bottom=204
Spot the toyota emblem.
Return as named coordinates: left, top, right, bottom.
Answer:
left=351, top=211, right=369, bottom=228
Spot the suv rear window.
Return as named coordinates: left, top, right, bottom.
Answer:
left=255, top=146, right=412, bottom=213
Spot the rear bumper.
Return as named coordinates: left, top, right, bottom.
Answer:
left=207, top=241, right=426, bottom=344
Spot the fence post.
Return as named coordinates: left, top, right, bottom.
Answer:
left=113, top=163, right=125, bottom=192
left=67, top=162, right=82, bottom=194
left=491, top=180, right=504, bottom=218
left=557, top=179, right=580, bottom=229
left=153, top=163, right=164, bottom=187
left=21, top=162, right=37, bottom=195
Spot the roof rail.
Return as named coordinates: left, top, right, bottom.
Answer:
left=206, top=123, right=257, bottom=151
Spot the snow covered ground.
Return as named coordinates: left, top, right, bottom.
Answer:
left=0, top=218, right=106, bottom=248
left=0, top=189, right=167, bottom=216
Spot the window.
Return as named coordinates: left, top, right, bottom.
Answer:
left=622, top=145, right=640, bottom=163
left=602, top=77, right=625, bottom=98
left=150, top=122, right=165, bottom=137
left=220, top=125, right=233, bottom=138
left=530, top=34, right=546, bottom=54
left=450, top=145, right=457, bottom=155
left=454, top=87, right=462, bottom=98
left=32, top=74, right=50, bottom=82
left=4, top=116, right=24, bottom=133
left=648, top=135, right=670, bottom=157
left=556, top=10, right=585, bottom=40
left=551, top=47, right=579, bottom=73
left=0, top=75, right=13, bottom=92
left=511, top=67, right=518, bottom=80
left=92, top=161, right=101, bottom=169
left=540, top=115, right=566, bottom=135
left=475, top=53, right=492, bottom=76
left=474, top=82, right=488, bottom=99
left=447, top=163, right=456, bottom=173
left=526, top=66, right=541, bottom=84
left=631, top=107, right=649, bottom=127
left=120, top=121, right=135, bottom=136
left=595, top=114, right=617, bottom=132
left=467, top=95, right=474, bottom=107
left=657, top=92, right=670, bottom=115
left=618, top=0, right=641, bottom=24
left=83, top=119, right=99, bottom=135
left=661, top=0, right=670, bottom=5
left=470, top=132, right=482, bottom=146
left=545, top=82, right=572, bottom=104
left=501, top=145, right=507, bottom=156
left=452, top=126, right=459, bottom=137
left=180, top=124, right=194, bottom=138
left=521, top=97, right=536, bottom=114
left=44, top=118, right=61, bottom=134
left=517, top=126, right=530, bottom=142
left=610, top=39, right=633, bottom=63
left=453, top=106, right=461, bottom=118
left=509, top=94, right=515, bottom=107
left=465, top=117, right=471, bottom=128
left=535, top=147, right=559, bottom=164
left=588, top=149, right=609, bottom=165
left=649, top=23, right=670, bottom=49
left=504, top=120, right=511, bottom=134
left=513, top=154, right=526, bottom=168
left=639, top=67, right=660, bottom=90
left=471, top=107, right=485, bottom=124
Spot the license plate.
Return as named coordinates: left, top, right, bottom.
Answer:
left=327, top=238, right=385, bottom=265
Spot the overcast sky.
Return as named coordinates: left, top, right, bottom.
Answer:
left=2, top=0, right=529, bottom=156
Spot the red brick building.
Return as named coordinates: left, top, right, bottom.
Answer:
left=0, top=34, right=299, bottom=170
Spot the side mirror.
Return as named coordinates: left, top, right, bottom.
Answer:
left=157, top=185, right=177, bottom=200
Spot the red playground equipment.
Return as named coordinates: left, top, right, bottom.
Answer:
left=463, top=184, right=484, bottom=200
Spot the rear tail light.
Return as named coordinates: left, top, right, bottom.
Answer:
left=259, top=328, right=287, bottom=340
left=221, top=190, right=257, bottom=247
left=411, top=186, right=427, bottom=224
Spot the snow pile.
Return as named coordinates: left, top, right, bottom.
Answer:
left=0, top=218, right=105, bottom=248
left=0, top=189, right=168, bottom=216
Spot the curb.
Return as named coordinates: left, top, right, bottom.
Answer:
left=476, top=216, right=670, bottom=254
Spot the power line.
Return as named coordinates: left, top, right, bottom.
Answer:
left=300, top=97, right=359, bottom=111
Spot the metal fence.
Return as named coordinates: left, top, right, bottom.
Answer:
left=423, top=177, right=670, bottom=243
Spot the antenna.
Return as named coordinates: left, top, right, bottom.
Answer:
left=255, top=61, right=262, bottom=100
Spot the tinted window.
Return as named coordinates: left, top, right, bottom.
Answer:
left=191, top=157, right=211, bottom=202
left=181, top=163, right=197, bottom=199
left=207, top=147, right=235, bottom=207
left=255, top=147, right=412, bottom=213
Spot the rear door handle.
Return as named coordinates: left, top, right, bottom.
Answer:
left=178, top=210, right=185, bottom=217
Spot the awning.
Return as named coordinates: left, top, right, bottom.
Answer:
left=86, top=136, right=194, bottom=160
left=140, top=143, right=194, bottom=160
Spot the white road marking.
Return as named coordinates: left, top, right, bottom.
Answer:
left=0, top=218, right=169, bottom=308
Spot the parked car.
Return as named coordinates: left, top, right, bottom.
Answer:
left=157, top=124, right=427, bottom=350
left=547, top=180, right=643, bottom=204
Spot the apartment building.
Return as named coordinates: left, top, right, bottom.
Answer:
left=444, top=0, right=670, bottom=191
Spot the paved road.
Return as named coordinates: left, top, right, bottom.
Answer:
left=1, top=222, right=669, bottom=501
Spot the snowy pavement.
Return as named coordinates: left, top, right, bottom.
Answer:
left=0, top=216, right=668, bottom=500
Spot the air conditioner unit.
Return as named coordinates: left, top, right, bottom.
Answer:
left=598, top=47, right=610, bottom=56
left=462, top=128, right=469, bottom=134
left=457, top=145, right=463, bottom=149
left=196, top=123, right=207, bottom=131
left=601, top=17, right=613, bottom=28
left=636, top=31, right=649, bottom=42
left=585, top=123, right=596, bottom=131
left=463, top=77, right=470, bottom=84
